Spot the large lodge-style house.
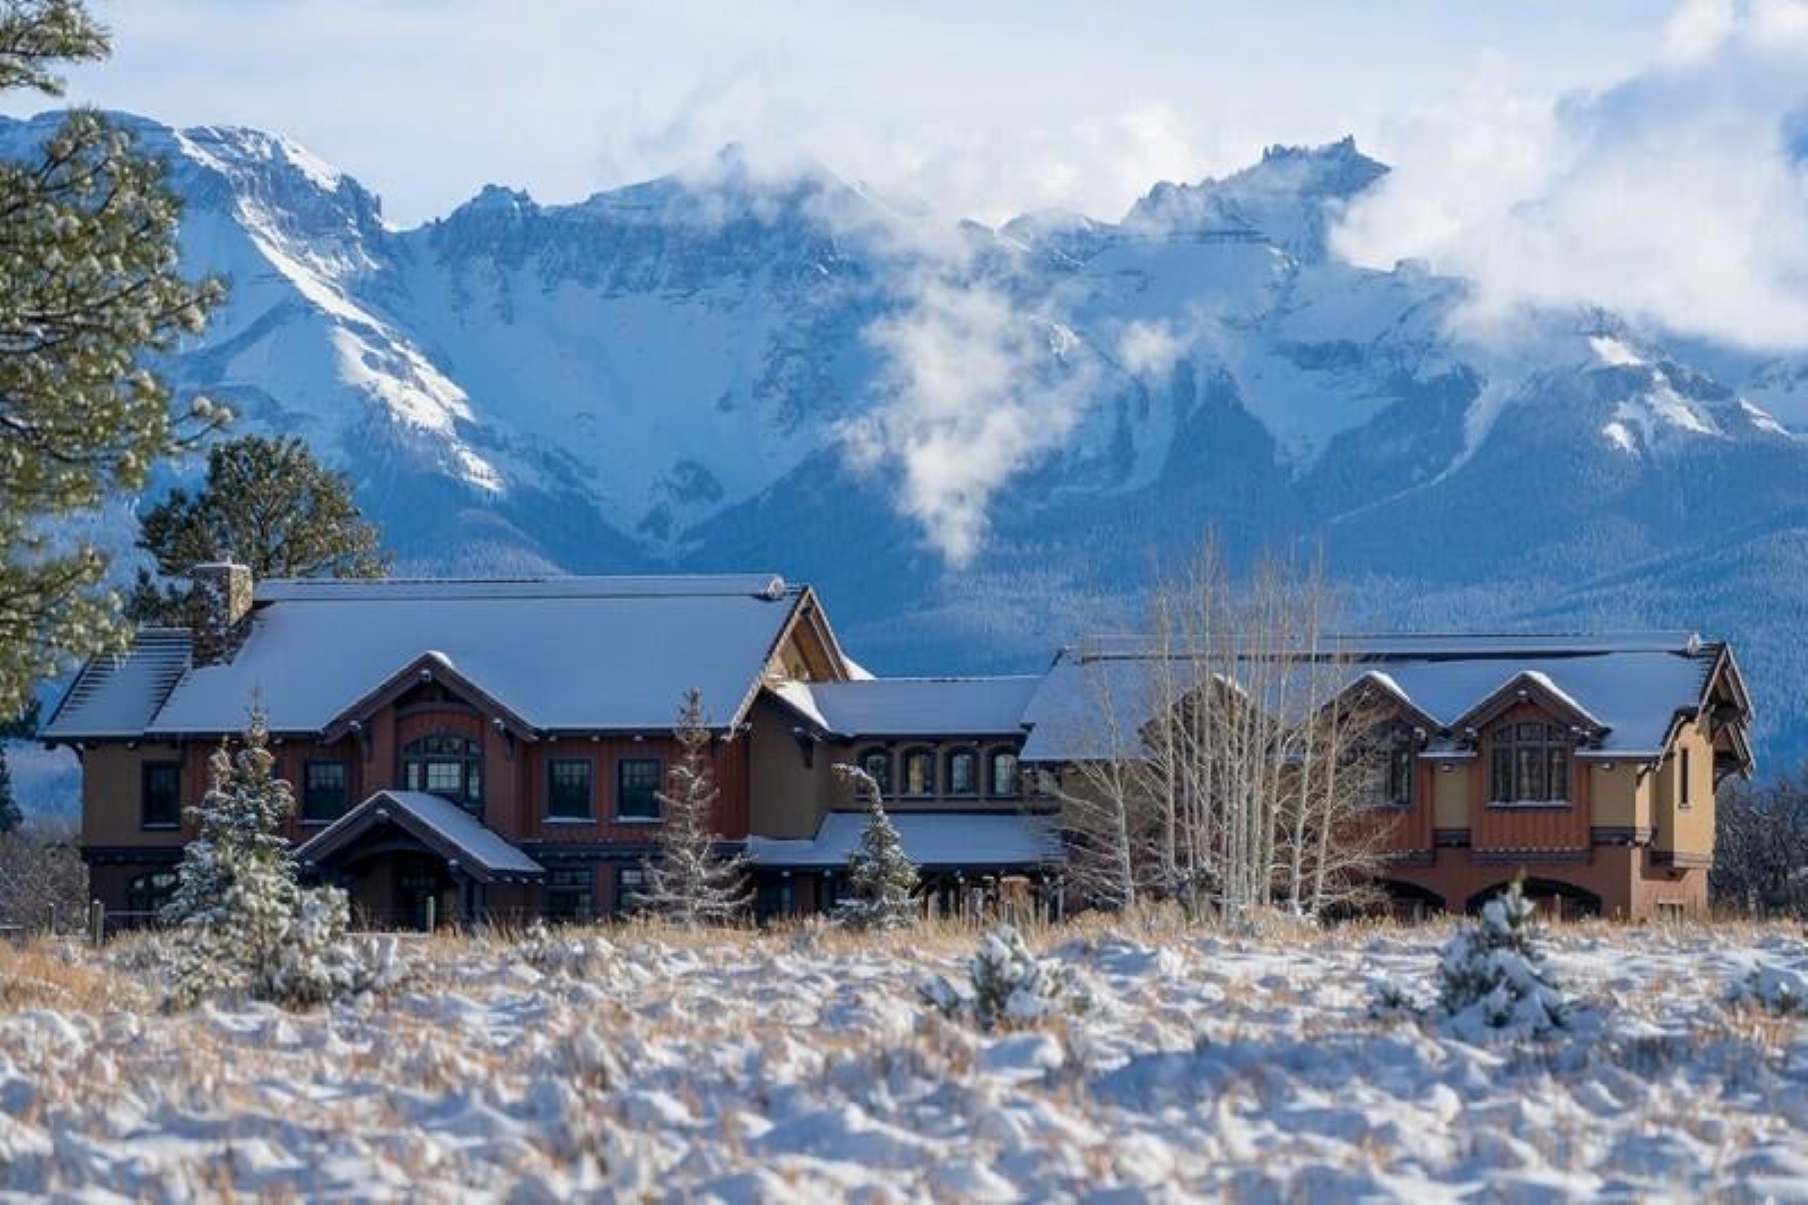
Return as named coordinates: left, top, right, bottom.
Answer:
left=42, top=567, right=1754, bottom=926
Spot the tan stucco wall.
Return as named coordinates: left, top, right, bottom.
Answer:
left=1654, top=716, right=1716, bottom=859
left=1589, top=763, right=1639, bottom=828
left=80, top=743, right=191, bottom=848
left=1432, top=763, right=1471, bottom=829
left=746, top=695, right=836, bottom=839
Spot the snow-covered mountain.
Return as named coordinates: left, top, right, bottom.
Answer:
left=10, top=111, right=1808, bottom=765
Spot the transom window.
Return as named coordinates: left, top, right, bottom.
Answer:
left=989, top=749, right=1020, bottom=797
left=902, top=748, right=936, bottom=796
left=857, top=748, right=892, bottom=797
left=302, top=760, right=350, bottom=823
left=544, top=868, right=594, bottom=921
left=947, top=749, right=979, bottom=796
left=142, top=762, right=181, bottom=829
left=547, top=758, right=593, bottom=820
left=403, top=734, right=483, bottom=810
left=616, top=758, right=663, bottom=820
left=1489, top=721, right=1571, bottom=804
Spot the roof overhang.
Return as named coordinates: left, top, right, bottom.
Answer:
left=322, top=651, right=541, bottom=743
left=296, top=790, right=545, bottom=883
left=1451, top=670, right=1610, bottom=742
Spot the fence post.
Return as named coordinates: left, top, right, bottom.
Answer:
left=88, top=900, right=105, bottom=948
left=423, top=895, right=436, bottom=934
left=44, top=902, right=55, bottom=938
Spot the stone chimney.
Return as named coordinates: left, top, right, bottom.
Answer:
left=189, top=562, right=253, bottom=666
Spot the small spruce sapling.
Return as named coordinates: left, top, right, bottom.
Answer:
left=832, top=763, right=919, bottom=930
left=921, top=924, right=1091, bottom=1030
left=631, top=688, right=752, bottom=927
left=1436, top=876, right=1571, bottom=1038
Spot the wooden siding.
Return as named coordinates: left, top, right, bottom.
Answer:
left=1470, top=702, right=1592, bottom=855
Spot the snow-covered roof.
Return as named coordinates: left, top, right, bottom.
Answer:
left=41, top=630, right=192, bottom=741
left=747, top=810, right=1064, bottom=869
left=141, top=575, right=813, bottom=736
left=774, top=677, right=1041, bottom=737
left=1020, top=634, right=1734, bottom=763
left=296, top=790, right=544, bottom=882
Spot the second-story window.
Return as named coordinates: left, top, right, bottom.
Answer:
left=617, top=757, right=663, bottom=820
left=403, top=734, right=484, bottom=810
left=547, top=758, right=593, bottom=820
left=989, top=749, right=1020, bottom=797
left=142, top=762, right=181, bottom=829
left=947, top=749, right=979, bottom=796
left=857, top=748, right=892, bottom=797
left=1489, top=722, right=1571, bottom=805
left=302, top=760, right=350, bottom=823
left=902, top=748, right=936, bottom=796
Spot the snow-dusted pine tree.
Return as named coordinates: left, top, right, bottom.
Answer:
left=631, top=689, right=751, bottom=927
left=832, top=763, right=919, bottom=930
left=1436, top=876, right=1571, bottom=1039
left=165, top=706, right=362, bottom=1007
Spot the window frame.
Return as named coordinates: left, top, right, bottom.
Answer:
left=900, top=747, right=937, bottom=798
left=946, top=748, right=980, bottom=797
left=988, top=748, right=1021, bottom=798
left=301, top=758, right=351, bottom=825
left=546, top=757, right=595, bottom=822
left=1487, top=720, right=1573, bottom=807
left=614, top=865, right=649, bottom=914
left=1679, top=748, right=1693, bottom=809
left=1381, top=739, right=1415, bottom=810
left=543, top=867, right=595, bottom=921
left=401, top=733, right=484, bottom=811
left=141, top=761, right=182, bottom=830
left=855, top=747, right=893, bottom=798
left=615, top=756, right=664, bottom=821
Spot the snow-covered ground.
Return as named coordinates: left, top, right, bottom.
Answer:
left=1, top=919, right=1806, bottom=1198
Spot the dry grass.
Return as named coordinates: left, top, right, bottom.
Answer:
left=0, top=939, right=140, bottom=1012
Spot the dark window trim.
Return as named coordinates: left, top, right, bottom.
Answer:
left=615, top=756, right=664, bottom=822
left=401, top=731, right=484, bottom=810
left=945, top=747, right=980, bottom=797
left=300, top=758, right=351, bottom=826
left=1487, top=720, right=1572, bottom=806
left=1679, top=748, right=1693, bottom=809
left=987, top=747, right=1022, bottom=798
left=141, top=761, right=182, bottom=830
left=546, top=756, right=596, bottom=822
left=855, top=746, right=893, bottom=797
left=615, top=864, right=649, bottom=914
left=900, top=746, right=937, bottom=797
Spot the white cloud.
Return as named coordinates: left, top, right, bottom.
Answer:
left=842, top=277, right=1095, bottom=566
left=1334, top=0, right=1808, bottom=351
left=1116, top=320, right=1186, bottom=379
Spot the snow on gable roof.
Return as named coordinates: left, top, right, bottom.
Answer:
left=1020, top=633, right=1723, bottom=762
left=42, top=630, right=191, bottom=741
left=147, top=574, right=808, bottom=735
left=296, top=790, right=544, bottom=882
left=747, top=811, right=1063, bottom=869
left=780, top=677, right=1041, bottom=737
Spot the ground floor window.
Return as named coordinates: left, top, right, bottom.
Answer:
left=756, top=876, right=795, bottom=920
left=126, top=868, right=179, bottom=919
left=543, top=867, right=594, bottom=921
left=615, top=865, right=649, bottom=914
left=303, top=759, right=350, bottom=823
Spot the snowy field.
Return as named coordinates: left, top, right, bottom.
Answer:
left=1, top=918, right=1806, bottom=1199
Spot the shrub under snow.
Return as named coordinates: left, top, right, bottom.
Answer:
left=1727, top=961, right=1808, bottom=1016
left=922, top=925, right=1091, bottom=1030
left=1436, top=879, right=1571, bottom=1040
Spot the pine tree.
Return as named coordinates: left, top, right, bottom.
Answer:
left=0, top=745, right=19, bottom=834
left=1436, top=876, right=1571, bottom=1038
left=0, top=0, right=226, bottom=717
left=127, top=434, right=390, bottom=625
left=631, top=688, right=751, bottom=927
left=166, top=706, right=361, bottom=1007
left=832, top=763, right=920, bottom=930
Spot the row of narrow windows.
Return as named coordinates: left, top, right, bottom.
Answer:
left=856, top=747, right=1020, bottom=799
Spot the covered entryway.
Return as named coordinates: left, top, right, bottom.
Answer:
left=296, top=790, right=545, bottom=929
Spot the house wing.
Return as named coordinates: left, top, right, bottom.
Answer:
left=295, top=790, right=544, bottom=883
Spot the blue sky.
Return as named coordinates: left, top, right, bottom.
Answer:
left=6, top=0, right=1672, bottom=226
left=9, top=0, right=1808, bottom=351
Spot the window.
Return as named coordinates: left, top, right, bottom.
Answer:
left=302, top=760, right=350, bottom=823
left=989, top=749, right=1020, bottom=797
left=544, top=868, right=594, bottom=921
left=902, top=748, right=935, bottom=796
left=615, top=866, right=648, bottom=914
left=402, top=734, right=483, bottom=810
left=547, top=758, right=594, bottom=820
left=947, top=749, right=979, bottom=796
left=142, top=762, right=181, bottom=828
left=617, top=758, right=662, bottom=820
left=1680, top=748, right=1693, bottom=808
left=126, top=869, right=178, bottom=918
left=1383, top=743, right=1414, bottom=809
left=857, top=748, right=892, bottom=797
left=1488, top=721, right=1571, bottom=804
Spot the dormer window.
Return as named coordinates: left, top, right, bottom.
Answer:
left=902, top=748, right=936, bottom=797
left=1489, top=722, right=1570, bottom=805
left=403, top=734, right=484, bottom=810
left=1383, top=738, right=1414, bottom=809
left=857, top=747, right=893, bottom=797
left=947, top=749, right=979, bottom=796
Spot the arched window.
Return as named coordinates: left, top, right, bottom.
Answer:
left=946, top=749, right=979, bottom=796
left=901, top=748, right=936, bottom=797
left=989, top=748, right=1020, bottom=797
left=403, top=733, right=484, bottom=809
left=1488, top=722, right=1570, bottom=804
left=856, top=747, right=892, bottom=797
left=127, top=869, right=178, bottom=919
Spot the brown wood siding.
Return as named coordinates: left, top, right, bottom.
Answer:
left=1377, top=755, right=1436, bottom=856
left=1471, top=702, right=1592, bottom=854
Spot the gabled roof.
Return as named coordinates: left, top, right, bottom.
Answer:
left=1451, top=669, right=1609, bottom=737
left=40, top=630, right=192, bottom=741
left=746, top=811, right=1063, bottom=869
left=769, top=677, right=1040, bottom=738
left=1020, top=632, right=1745, bottom=765
left=295, top=790, right=544, bottom=882
left=139, top=574, right=824, bottom=736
